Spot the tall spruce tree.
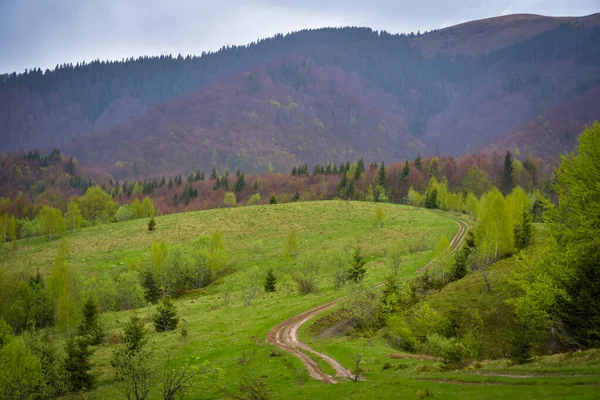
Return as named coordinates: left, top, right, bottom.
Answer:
left=377, top=161, right=387, bottom=187
left=347, top=247, right=367, bottom=283
left=502, top=151, right=515, bottom=195
left=264, top=269, right=276, bottom=293
left=64, top=337, right=95, bottom=391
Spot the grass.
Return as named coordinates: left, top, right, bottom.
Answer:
left=297, top=221, right=600, bottom=399
left=3, top=201, right=457, bottom=398
left=6, top=202, right=597, bottom=399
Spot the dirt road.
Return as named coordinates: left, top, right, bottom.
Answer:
left=266, top=210, right=471, bottom=384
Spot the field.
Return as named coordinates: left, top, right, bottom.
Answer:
left=2, top=201, right=599, bottom=399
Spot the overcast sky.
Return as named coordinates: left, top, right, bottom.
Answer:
left=0, top=0, right=597, bottom=74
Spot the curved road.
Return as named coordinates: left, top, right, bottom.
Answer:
left=266, top=210, right=472, bottom=383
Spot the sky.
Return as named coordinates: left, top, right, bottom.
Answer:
left=0, top=0, right=597, bottom=74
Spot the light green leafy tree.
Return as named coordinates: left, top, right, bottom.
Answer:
left=0, top=337, right=46, bottom=399
left=38, top=205, right=66, bottom=240
left=47, top=239, right=79, bottom=336
left=65, top=201, right=83, bottom=231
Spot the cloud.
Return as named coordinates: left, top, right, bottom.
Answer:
left=0, top=0, right=597, bottom=73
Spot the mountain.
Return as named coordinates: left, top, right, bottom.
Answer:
left=484, top=86, right=600, bottom=160
left=65, top=58, right=425, bottom=176
left=1, top=14, right=599, bottom=176
left=413, top=13, right=600, bottom=54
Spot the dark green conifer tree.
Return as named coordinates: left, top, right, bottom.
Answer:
left=153, top=296, right=179, bottom=332
left=378, top=161, right=387, bottom=187
left=401, top=161, right=410, bottom=179
left=347, top=247, right=367, bottom=283
left=148, top=217, right=156, bottom=231
left=514, top=209, right=533, bottom=249
left=64, top=337, right=95, bottom=391
left=502, top=151, right=515, bottom=195
left=264, top=269, right=276, bottom=293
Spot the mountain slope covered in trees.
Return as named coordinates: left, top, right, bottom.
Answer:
left=1, top=13, right=599, bottom=175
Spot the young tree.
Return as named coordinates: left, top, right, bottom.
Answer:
left=115, top=271, right=146, bottom=310
left=435, top=236, right=451, bottom=284
left=47, top=239, right=79, bottom=336
left=269, top=194, right=277, bottom=204
left=544, top=122, right=600, bottom=347
left=38, top=205, right=66, bottom=240
left=502, top=151, right=515, bottom=195
left=264, top=269, right=276, bottom=293
left=238, top=267, right=262, bottom=306
left=294, top=256, right=320, bottom=295
left=65, top=201, right=83, bottom=232
left=111, top=344, right=155, bottom=400
left=78, top=297, right=104, bottom=344
left=141, top=197, right=155, bottom=218
left=347, top=247, right=367, bottom=284
left=153, top=296, right=179, bottom=332
left=224, top=191, right=237, bottom=207
left=374, top=207, right=386, bottom=228
left=75, top=186, right=117, bottom=224
left=148, top=217, right=156, bottom=231
left=63, top=336, right=95, bottom=392
left=477, top=188, right=513, bottom=263
left=401, top=160, right=410, bottom=179
left=282, top=229, right=299, bottom=261
left=247, top=193, right=261, bottom=205
left=123, top=315, right=147, bottom=354
left=514, top=208, right=533, bottom=250
left=377, top=161, right=387, bottom=187
left=330, top=248, right=351, bottom=290
left=160, top=354, right=221, bottom=400
left=0, top=337, right=45, bottom=399
left=407, top=186, right=422, bottom=207
left=388, top=241, right=407, bottom=276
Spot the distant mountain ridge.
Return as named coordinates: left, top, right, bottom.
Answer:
left=1, top=13, right=599, bottom=175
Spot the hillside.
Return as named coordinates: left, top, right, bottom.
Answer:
left=484, top=86, right=600, bottom=159
left=5, top=201, right=599, bottom=399
left=413, top=13, right=600, bottom=54
left=1, top=14, right=600, bottom=175
left=64, top=59, right=425, bottom=175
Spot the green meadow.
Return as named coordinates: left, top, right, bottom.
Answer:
left=2, top=201, right=599, bottom=399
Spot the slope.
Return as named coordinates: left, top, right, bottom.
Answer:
left=484, top=87, right=600, bottom=159
left=413, top=13, right=600, bottom=55
left=64, top=58, right=425, bottom=176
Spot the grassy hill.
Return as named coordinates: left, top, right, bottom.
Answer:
left=2, top=201, right=457, bottom=398
left=298, top=223, right=600, bottom=399
left=3, top=202, right=599, bottom=398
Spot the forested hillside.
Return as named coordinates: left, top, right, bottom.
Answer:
left=1, top=14, right=599, bottom=176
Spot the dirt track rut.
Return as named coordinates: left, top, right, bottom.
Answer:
left=266, top=210, right=471, bottom=384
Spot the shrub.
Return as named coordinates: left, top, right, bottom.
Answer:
left=410, top=303, right=446, bottom=342
left=387, top=316, right=418, bottom=352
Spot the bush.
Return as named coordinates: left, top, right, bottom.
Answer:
left=293, top=258, right=319, bottom=295
left=423, top=333, right=454, bottom=357
left=115, top=205, right=134, bottom=222
left=247, top=193, right=261, bottom=205
left=410, top=303, right=446, bottom=342
left=148, top=217, right=156, bottom=231
left=441, top=340, right=471, bottom=371
left=387, top=316, right=418, bottom=352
